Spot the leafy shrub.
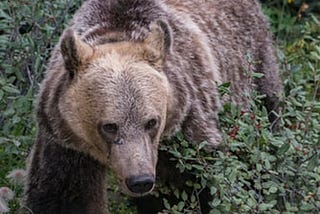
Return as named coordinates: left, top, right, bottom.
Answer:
left=160, top=86, right=320, bottom=213
left=0, top=0, right=82, bottom=171
left=0, top=0, right=82, bottom=212
left=262, top=0, right=319, bottom=41
left=158, top=10, right=320, bottom=213
left=157, top=7, right=320, bottom=211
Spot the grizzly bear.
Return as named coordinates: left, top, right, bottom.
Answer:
left=24, top=0, right=282, bottom=213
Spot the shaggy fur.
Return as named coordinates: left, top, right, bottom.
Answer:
left=24, top=0, right=282, bottom=213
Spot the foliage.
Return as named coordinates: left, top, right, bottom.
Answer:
left=158, top=4, right=320, bottom=213
left=0, top=0, right=82, bottom=169
left=0, top=0, right=81, bottom=212
left=160, top=88, right=320, bottom=213
left=262, top=0, right=319, bottom=41
left=0, top=0, right=319, bottom=213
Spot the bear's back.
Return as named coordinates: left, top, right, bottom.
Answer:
left=59, top=0, right=280, bottom=104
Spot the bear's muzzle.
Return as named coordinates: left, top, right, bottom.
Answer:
left=125, top=174, right=155, bottom=194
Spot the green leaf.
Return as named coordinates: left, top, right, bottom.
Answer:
left=177, top=201, right=185, bottom=211
left=0, top=9, right=13, bottom=20
left=193, top=183, right=201, bottom=189
left=174, top=189, right=179, bottom=199
left=259, top=203, right=274, bottom=211
left=210, top=187, right=217, bottom=195
left=192, top=164, right=204, bottom=171
left=300, top=202, right=314, bottom=211
left=2, top=85, right=20, bottom=94
left=198, top=141, right=208, bottom=150
left=181, top=191, right=188, bottom=201
left=252, top=72, right=265, bottom=79
left=269, top=186, right=278, bottom=194
left=211, top=198, right=221, bottom=207
left=310, top=51, right=320, bottom=60
left=229, top=169, right=237, bottom=183
left=190, top=195, right=196, bottom=203
left=247, top=197, right=257, bottom=207
left=0, top=89, right=4, bottom=100
left=219, top=82, right=231, bottom=88
left=256, top=163, right=262, bottom=172
left=264, top=159, right=271, bottom=170
left=163, top=198, right=170, bottom=210
left=277, top=143, right=290, bottom=155
left=307, top=155, right=319, bottom=171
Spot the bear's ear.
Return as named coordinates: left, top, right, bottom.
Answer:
left=60, top=29, right=93, bottom=77
left=142, top=20, right=172, bottom=66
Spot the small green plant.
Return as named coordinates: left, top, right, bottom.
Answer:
left=0, top=0, right=82, bottom=212
left=159, top=82, right=319, bottom=213
left=157, top=13, right=320, bottom=213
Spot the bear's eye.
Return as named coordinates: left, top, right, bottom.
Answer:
left=102, top=123, right=118, bottom=134
left=145, top=119, right=157, bottom=131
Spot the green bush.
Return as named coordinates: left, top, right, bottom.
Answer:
left=0, top=0, right=83, bottom=212
left=0, top=0, right=82, bottom=170
left=0, top=0, right=319, bottom=213
left=160, top=86, right=320, bottom=213
left=157, top=6, right=320, bottom=212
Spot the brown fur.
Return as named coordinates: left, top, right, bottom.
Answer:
left=24, top=0, right=282, bottom=213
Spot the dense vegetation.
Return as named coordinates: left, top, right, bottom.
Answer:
left=0, top=0, right=319, bottom=213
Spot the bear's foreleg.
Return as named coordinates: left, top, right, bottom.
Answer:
left=24, top=131, right=106, bottom=214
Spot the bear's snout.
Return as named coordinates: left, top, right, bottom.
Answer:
left=125, top=174, right=155, bottom=194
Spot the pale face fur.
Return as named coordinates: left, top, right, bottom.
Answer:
left=58, top=27, right=171, bottom=196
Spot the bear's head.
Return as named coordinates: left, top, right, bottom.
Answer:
left=58, top=22, right=173, bottom=196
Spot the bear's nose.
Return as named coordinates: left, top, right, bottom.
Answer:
left=125, top=174, right=155, bottom=194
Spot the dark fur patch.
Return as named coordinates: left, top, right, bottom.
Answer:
left=25, top=143, right=106, bottom=214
